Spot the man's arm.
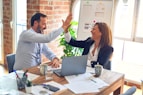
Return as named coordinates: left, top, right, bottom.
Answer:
left=42, top=44, right=56, bottom=60
left=42, top=44, right=60, bottom=68
left=20, top=13, right=72, bottom=43
left=21, top=28, right=64, bottom=43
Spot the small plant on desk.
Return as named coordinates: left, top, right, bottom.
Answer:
left=25, top=80, right=32, bottom=93
left=26, top=80, right=32, bottom=87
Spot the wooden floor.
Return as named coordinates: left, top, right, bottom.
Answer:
left=0, top=64, right=142, bottom=95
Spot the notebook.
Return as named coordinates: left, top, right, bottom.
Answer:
left=53, top=55, right=88, bottom=76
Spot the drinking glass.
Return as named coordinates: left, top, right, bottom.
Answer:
left=45, top=66, right=53, bottom=81
left=94, top=63, right=103, bottom=77
left=40, top=64, right=48, bottom=76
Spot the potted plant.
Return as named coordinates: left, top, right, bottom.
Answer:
left=26, top=80, right=32, bottom=87
left=59, top=21, right=83, bottom=58
left=25, top=80, right=32, bottom=93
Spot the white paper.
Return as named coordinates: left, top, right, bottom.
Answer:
left=91, top=78, right=109, bottom=88
left=0, top=73, right=18, bottom=91
left=65, top=73, right=93, bottom=83
left=86, top=66, right=95, bottom=74
left=26, top=72, right=39, bottom=81
left=64, top=72, right=109, bottom=94
left=0, top=89, right=26, bottom=95
left=31, top=81, right=67, bottom=95
left=64, top=80, right=99, bottom=94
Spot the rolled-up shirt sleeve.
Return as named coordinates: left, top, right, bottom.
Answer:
left=64, top=32, right=71, bottom=43
left=20, top=28, right=64, bottom=43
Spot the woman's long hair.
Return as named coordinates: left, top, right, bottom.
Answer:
left=95, top=22, right=112, bottom=48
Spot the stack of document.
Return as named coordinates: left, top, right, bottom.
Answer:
left=31, top=81, right=66, bottom=95
left=0, top=70, right=40, bottom=94
left=64, top=73, right=109, bottom=94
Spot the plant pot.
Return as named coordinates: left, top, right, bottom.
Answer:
left=25, top=86, right=32, bottom=93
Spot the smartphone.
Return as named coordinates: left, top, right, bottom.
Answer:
left=43, top=84, right=60, bottom=92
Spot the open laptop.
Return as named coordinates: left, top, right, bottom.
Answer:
left=53, top=55, right=88, bottom=76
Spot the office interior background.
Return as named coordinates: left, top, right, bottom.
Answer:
left=0, top=0, right=143, bottom=86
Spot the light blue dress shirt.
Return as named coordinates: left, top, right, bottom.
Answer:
left=14, top=27, right=64, bottom=70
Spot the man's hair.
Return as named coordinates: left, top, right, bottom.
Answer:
left=31, top=12, right=47, bottom=26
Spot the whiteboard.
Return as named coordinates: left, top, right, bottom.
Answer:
left=77, top=0, right=113, bottom=40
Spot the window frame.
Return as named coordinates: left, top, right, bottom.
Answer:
left=12, top=0, right=27, bottom=52
left=113, top=0, right=137, bottom=41
left=113, top=0, right=143, bottom=43
left=134, top=0, right=143, bottom=42
left=0, top=0, right=3, bottom=64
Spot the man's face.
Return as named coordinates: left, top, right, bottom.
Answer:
left=36, top=17, right=47, bottom=33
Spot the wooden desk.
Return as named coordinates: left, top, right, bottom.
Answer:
left=25, top=66, right=124, bottom=95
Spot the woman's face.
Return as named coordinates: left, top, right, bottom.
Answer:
left=90, top=25, right=102, bottom=40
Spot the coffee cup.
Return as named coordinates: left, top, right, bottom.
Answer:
left=45, top=66, right=53, bottom=80
left=40, top=64, right=47, bottom=75
left=94, top=63, right=103, bottom=77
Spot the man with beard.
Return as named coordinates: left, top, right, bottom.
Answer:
left=14, top=12, right=72, bottom=70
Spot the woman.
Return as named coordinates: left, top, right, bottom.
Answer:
left=64, top=22, right=113, bottom=70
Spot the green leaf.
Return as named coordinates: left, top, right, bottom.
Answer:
left=58, top=21, right=83, bottom=58
left=26, top=80, right=32, bottom=87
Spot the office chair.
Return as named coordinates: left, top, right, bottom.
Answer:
left=120, top=86, right=137, bottom=95
left=6, top=53, right=15, bottom=73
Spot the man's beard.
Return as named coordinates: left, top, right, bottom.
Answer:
left=37, top=26, right=42, bottom=34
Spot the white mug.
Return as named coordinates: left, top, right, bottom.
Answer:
left=40, top=64, right=47, bottom=75
left=94, top=63, right=103, bottom=77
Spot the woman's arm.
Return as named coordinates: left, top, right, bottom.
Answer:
left=64, top=32, right=92, bottom=48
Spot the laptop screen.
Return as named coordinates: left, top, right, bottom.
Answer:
left=54, top=55, right=88, bottom=76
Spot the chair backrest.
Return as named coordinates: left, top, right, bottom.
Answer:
left=120, top=86, right=137, bottom=95
left=6, top=53, right=15, bottom=73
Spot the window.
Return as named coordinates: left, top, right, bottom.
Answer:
left=72, top=0, right=80, bottom=22
left=113, top=0, right=143, bottom=42
left=113, top=0, right=143, bottom=63
left=135, top=0, right=143, bottom=42
left=12, top=0, right=27, bottom=52
left=112, top=0, right=143, bottom=83
left=113, top=0, right=135, bottom=40
left=0, top=0, right=3, bottom=63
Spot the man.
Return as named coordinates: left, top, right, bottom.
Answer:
left=14, top=12, right=72, bottom=70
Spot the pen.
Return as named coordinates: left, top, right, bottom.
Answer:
left=91, top=79, right=96, bottom=83
left=23, top=70, right=28, bottom=77
left=14, top=70, right=20, bottom=79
